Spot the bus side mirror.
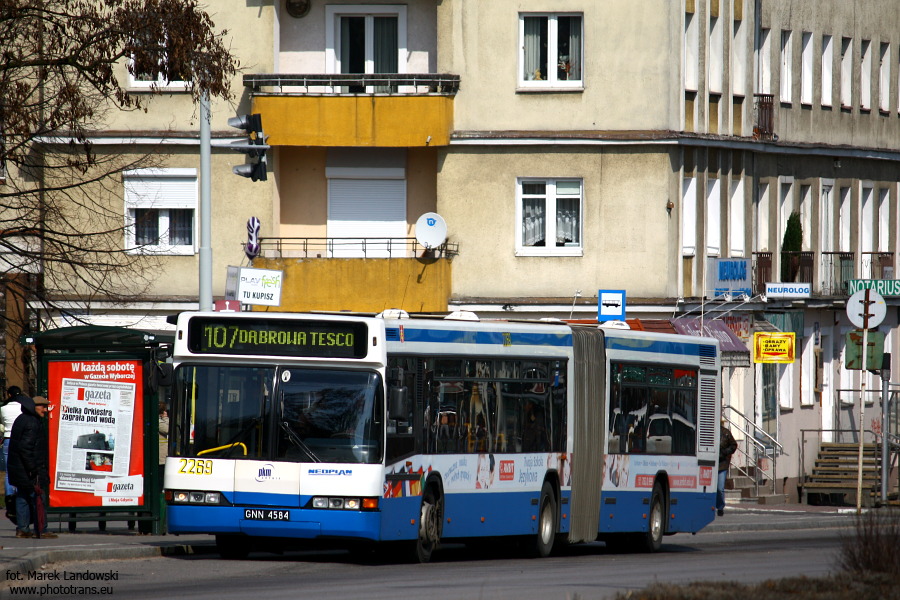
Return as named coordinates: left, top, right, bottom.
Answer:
left=146, top=362, right=175, bottom=393
left=388, top=386, right=409, bottom=420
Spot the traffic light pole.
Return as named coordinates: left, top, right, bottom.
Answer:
left=199, top=91, right=212, bottom=312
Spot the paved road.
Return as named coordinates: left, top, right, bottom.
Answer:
left=0, top=502, right=861, bottom=593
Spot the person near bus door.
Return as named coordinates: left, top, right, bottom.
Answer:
left=717, top=421, right=738, bottom=516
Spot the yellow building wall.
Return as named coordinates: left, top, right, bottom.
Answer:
left=252, top=257, right=451, bottom=313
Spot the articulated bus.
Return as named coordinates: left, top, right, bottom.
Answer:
left=164, top=310, right=721, bottom=561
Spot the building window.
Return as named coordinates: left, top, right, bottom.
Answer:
left=821, top=34, right=834, bottom=107
left=780, top=30, right=793, bottom=104
left=325, top=5, right=407, bottom=92
left=860, top=40, right=872, bottom=110
left=758, top=28, right=772, bottom=95
left=516, top=178, right=582, bottom=256
left=879, top=42, right=891, bottom=112
left=519, top=14, right=583, bottom=88
left=800, top=32, right=812, bottom=105
left=840, top=37, right=853, bottom=108
left=128, top=35, right=190, bottom=90
left=124, top=169, right=197, bottom=255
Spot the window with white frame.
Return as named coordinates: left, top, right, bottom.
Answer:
left=684, top=11, right=699, bottom=91
left=800, top=32, right=812, bottom=105
left=129, top=34, right=190, bottom=90
left=682, top=176, right=697, bottom=257
left=517, top=178, right=582, bottom=256
left=708, top=9, right=723, bottom=94
left=880, top=42, right=891, bottom=112
left=840, top=37, right=852, bottom=107
left=759, top=28, right=772, bottom=95
left=706, top=177, right=721, bottom=256
left=729, top=177, right=745, bottom=256
left=124, top=169, right=197, bottom=255
left=732, top=17, right=748, bottom=96
left=821, top=34, right=834, bottom=107
left=519, top=14, right=583, bottom=88
left=325, top=5, right=407, bottom=92
left=780, top=30, right=793, bottom=104
left=861, top=40, right=872, bottom=110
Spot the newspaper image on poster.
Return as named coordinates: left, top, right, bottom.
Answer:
left=54, top=377, right=136, bottom=492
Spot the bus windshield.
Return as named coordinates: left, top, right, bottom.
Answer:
left=174, top=365, right=383, bottom=464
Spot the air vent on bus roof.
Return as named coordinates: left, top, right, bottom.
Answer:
left=699, top=344, right=717, bottom=367
left=385, top=328, right=401, bottom=341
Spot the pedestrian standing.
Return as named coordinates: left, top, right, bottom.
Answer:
left=7, top=395, right=57, bottom=538
left=1, top=386, right=27, bottom=521
left=717, top=420, right=738, bottom=517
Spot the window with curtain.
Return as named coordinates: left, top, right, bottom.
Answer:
left=520, top=14, right=583, bottom=87
left=129, top=32, right=190, bottom=90
left=331, top=6, right=403, bottom=93
left=124, top=169, right=197, bottom=255
left=517, top=178, right=583, bottom=256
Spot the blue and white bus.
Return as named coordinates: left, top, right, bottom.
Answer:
left=164, top=310, right=721, bottom=561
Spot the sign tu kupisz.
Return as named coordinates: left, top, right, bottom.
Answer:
left=238, top=267, right=283, bottom=307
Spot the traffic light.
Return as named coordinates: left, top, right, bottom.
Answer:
left=228, top=113, right=269, bottom=182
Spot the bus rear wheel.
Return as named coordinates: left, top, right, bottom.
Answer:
left=636, top=483, right=665, bottom=553
left=215, top=534, right=251, bottom=560
left=415, top=485, right=443, bottom=563
left=533, top=481, right=557, bottom=558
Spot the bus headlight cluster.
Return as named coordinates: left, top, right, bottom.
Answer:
left=167, top=490, right=223, bottom=505
left=310, top=497, right=378, bottom=510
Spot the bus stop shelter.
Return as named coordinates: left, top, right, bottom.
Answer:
left=23, top=325, right=173, bottom=534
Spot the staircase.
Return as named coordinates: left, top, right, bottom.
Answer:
left=800, top=442, right=881, bottom=506
left=723, top=407, right=788, bottom=506
left=726, top=464, right=788, bottom=505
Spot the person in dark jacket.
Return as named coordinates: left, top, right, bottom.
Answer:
left=717, top=421, right=738, bottom=517
left=7, top=395, right=57, bottom=538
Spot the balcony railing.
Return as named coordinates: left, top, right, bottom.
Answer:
left=243, top=73, right=460, bottom=95
left=780, top=251, right=814, bottom=283
left=862, top=252, right=895, bottom=280
left=753, top=93, right=775, bottom=140
left=821, top=251, right=855, bottom=296
left=253, top=237, right=458, bottom=259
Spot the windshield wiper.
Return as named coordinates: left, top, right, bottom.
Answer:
left=280, top=421, right=321, bottom=463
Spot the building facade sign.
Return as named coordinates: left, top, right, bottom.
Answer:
left=707, top=258, right=752, bottom=298
left=847, top=279, right=900, bottom=297
left=765, top=282, right=811, bottom=299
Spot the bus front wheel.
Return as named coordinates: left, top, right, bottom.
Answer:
left=533, top=481, right=558, bottom=558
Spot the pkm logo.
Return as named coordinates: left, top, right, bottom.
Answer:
left=255, top=464, right=279, bottom=482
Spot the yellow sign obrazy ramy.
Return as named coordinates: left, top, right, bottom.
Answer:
left=752, top=332, right=796, bottom=363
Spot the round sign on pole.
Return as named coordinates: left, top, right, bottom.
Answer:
left=846, top=289, right=886, bottom=329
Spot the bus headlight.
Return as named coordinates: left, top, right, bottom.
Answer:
left=310, top=496, right=378, bottom=510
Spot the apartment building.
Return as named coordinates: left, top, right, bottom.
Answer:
left=9, top=0, right=898, bottom=501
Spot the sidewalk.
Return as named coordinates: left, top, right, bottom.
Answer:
left=0, top=502, right=860, bottom=579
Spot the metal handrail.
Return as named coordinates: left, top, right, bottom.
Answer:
left=251, top=237, right=459, bottom=260
left=243, top=73, right=461, bottom=95
left=723, top=405, right=785, bottom=498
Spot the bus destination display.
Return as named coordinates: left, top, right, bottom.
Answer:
left=187, top=317, right=369, bottom=358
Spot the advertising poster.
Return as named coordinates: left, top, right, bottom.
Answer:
left=47, top=360, right=145, bottom=507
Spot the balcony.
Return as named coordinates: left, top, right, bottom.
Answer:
left=244, top=73, right=459, bottom=147
left=256, top=237, right=458, bottom=259
left=248, top=237, right=455, bottom=314
left=821, top=252, right=855, bottom=296
left=862, top=252, right=895, bottom=280
left=753, top=251, right=814, bottom=294
left=753, top=93, right=775, bottom=141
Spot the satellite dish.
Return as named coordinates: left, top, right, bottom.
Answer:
left=415, top=212, right=447, bottom=249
